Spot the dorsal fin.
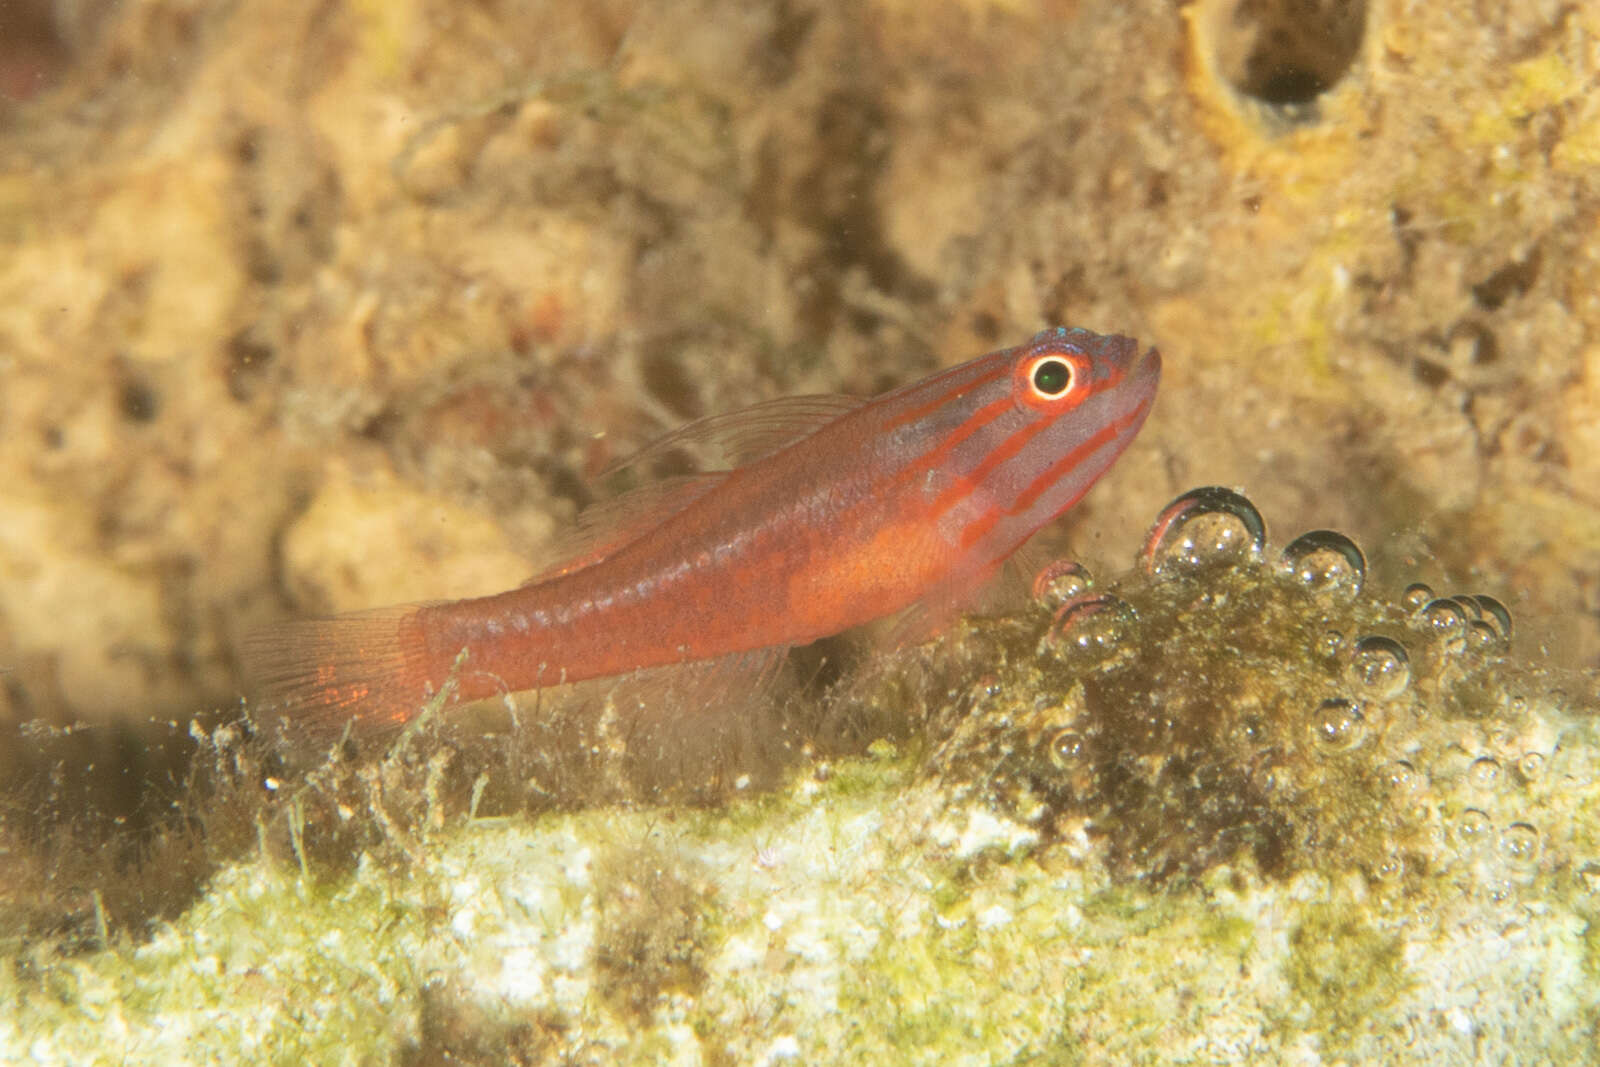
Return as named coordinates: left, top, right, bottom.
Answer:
left=526, top=472, right=731, bottom=585
left=601, top=394, right=866, bottom=479
left=527, top=394, right=866, bottom=586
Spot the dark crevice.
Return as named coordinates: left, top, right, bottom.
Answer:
left=1471, top=249, right=1541, bottom=311
left=1217, top=0, right=1367, bottom=115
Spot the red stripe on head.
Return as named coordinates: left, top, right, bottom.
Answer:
left=879, top=362, right=1011, bottom=434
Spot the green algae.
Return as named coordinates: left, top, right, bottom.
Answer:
left=4, top=731, right=1597, bottom=1063
left=591, top=840, right=719, bottom=1020
left=1285, top=903, right=1411, bottom=1047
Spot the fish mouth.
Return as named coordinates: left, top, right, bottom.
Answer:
left=1125, top=344, right=1162, bottom=409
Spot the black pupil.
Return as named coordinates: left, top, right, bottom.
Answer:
left=1033, top=359, right=1070, bottom=395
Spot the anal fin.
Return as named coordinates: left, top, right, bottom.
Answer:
left=468, top=644, right=798, bottom=805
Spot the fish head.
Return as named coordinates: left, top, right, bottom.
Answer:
left=928, top=326, right=1161, bottom=559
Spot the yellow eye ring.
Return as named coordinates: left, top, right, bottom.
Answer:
left=1029, top=357, right=1073, bottom=398
left=1013, top=350, right=1091, bottom=412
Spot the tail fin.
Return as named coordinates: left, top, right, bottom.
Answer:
left=240, top=605, right=440, bottom=745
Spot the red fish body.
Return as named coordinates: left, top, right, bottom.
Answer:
left=245, top=328, right=1160, bottom=734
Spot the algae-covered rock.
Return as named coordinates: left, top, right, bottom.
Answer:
left=5, top=492, right=1597, bottom=1064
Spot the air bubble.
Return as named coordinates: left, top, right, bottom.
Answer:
left=1140, top=486, right=1266, bottom=578
left=1041, top=594, right=1136, bottom=657
left=1231, top=714, right=1269, bottom=746
left=1047, top=728, right=1085, bottom=769
left=1316, top=628, right=1346, bottom=658
left=1466, top=620, right=1500, bottom=653
left=1374, top=852, right=1405, bottom=884
left=1401, top=583, right=1434, bottom=612
left=1031, top=560, right=1093, bottom=609
left=1516, top=752, right=1545, bottom=783
left=1456, top=808, right=1493, bottom=854
left=1385, top=759, right=1420, bottom=793
left=1347, top=635, right=1410, bottom=700
left=1420, top=598, right=1468, bottom=647
left=1467, top=757, right=1501, bottom=791
left=1309, top=697, right=1366, bottom=753
left=1500, top=822, right=1540, bottom=873
left=1280, top=529, right=1366, bottom=598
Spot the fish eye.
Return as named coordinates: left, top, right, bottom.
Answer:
left=1029, top=357, right=1073, bottom=398
left=1012, top=348, right=1092, bottom=413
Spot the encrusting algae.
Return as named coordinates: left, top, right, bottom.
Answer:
left=4, top=488, right=1598, bottom=1064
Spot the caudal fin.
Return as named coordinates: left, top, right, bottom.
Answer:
left=240, top=605, right=440, bottom=744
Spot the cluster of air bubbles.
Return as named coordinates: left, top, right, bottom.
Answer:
left=1010, top=486, right=1556, bottom=888
left=1137, top=488, right=1368, bottom=601
left=1453, top=809, right=1543, bottom=881
left=1129, top=487, right=1514, bottom=678
left=1400, top=584, right=1512, bottom=654
left=1140, top=486, right=1266, bottom=577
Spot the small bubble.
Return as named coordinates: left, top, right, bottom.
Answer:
left=1516, top=752, right=1545, bottom=783
left=1401, top=582, right=1434, bottom=612
left=1047, top=728, right=1085, bottom=769
left=1420, top=598, right=1468, bottom=647
left=1316, top=628, right=1346, bottom=658
left=1031, top=560, right=1093, bottom=609
left=1309, top=697, right=1366, bottom=753
left=1385, top=759, right=1420, bottom=793
left=1500, top=822, right=1540, bottom=873
left=1041, top=594, right=1136, bottom=657
left=1347, top=635, right=1410, bottom=700
left=1466, top=620, right=1500, bottom=653
left=1140, top=486, right=1266, bottom=578
left=1280, top=529, right=1366, bottom=598
left=1456, top=808, right=1493, bottom=854
left=1467, top=757, right=1501, bottom=791
left=1231, top=714, right=1269, bottom=745
left=1374, top=852, right=1405, bottom=884
left=1450, top=595, right=1483, bottom=621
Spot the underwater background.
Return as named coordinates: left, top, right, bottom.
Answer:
left=2, top=0, right=1599, bottom=1061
